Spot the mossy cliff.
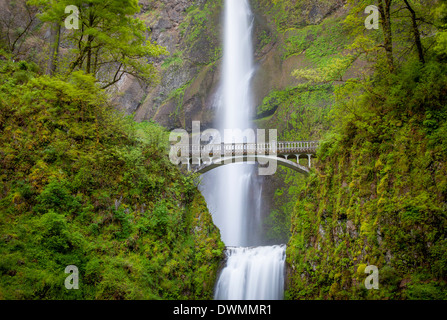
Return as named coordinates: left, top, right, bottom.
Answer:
left=249, top=0, right=447, bottom=300
left=286, top=60, right=447, bottom=300
left=112, top=0, right=223, bottom=131
left=0, top=58, right=224, bottom=300
left=249, top=0, right=362, bottom=243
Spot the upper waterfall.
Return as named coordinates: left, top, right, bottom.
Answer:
left=206, top=0, right=257, bottom=247
left=220, top=0, right=255, bottom=132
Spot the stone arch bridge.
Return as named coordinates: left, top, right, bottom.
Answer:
left=170, top=141, right=319, bottom=175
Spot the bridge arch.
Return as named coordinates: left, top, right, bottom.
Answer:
left=194, top=155, right=311, bottom=175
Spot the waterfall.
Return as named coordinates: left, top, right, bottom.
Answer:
left=214, top=245, right=286, bottom=300
left=200, top=0, right=286, bottom=300
left=213, top=0, right=255, bottom=248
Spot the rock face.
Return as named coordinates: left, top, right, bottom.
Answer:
left=112, top=0, right=222, bottom=131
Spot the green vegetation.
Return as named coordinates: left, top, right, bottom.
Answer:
left=287, top=57, right=447, bottom=300
left=253, top=0, right=336, bottom=33
left=28, top=0, right=168, bottom=87
left=257, top=84, right=334, bottom=137
left=283, top=0, right=447, bottom=300
left=284, top=17, right=351, bottom=64
left=251, top=7, right=447, bottom=302
left=166, top=80, right=192, bottom=119
left=161, top=51, right=184, bottom=70
left=0, top=53, right=224, bottom=300
left=0, top=1, right=225, bottom=299
left=180, top=0, right=223, bottom=65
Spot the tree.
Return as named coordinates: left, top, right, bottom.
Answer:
left=433, top=0, right=447, bottom=56
left=402, top=0, right=425, bottom=64
left=29, top=0, right=168, bottom=88
left=343, top=0, right=438, bottom=73
left=27, top=0, right=65, bottom=75
left=0, top=0, right=39, bottom=59
left=377, top=0, right=394, bottom=72
left=47, top=21, right=61, bottom=75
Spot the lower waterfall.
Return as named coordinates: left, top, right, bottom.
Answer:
left=214, top=245, right=286, bottom=300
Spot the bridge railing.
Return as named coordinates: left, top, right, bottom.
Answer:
left=170, top=141, right=320, bottom=158
left=276, top=141, right=320, bottom=153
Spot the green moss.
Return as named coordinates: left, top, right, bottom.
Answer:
left=0, top=61, right=223, bottom=300
left=286, top=60, right=447, bottom=300
left=161, top=51, right=184, bottom=70
left=181, top=0, right=222, bottom=65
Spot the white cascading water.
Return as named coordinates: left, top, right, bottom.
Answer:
left=200, top=0, right=286, bottom=300
left=214, top=245, right=286, bottom=300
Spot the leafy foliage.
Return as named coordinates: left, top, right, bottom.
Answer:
left=286, top=59, right=447, bottom=300
left=28, top=0, right=168, bottom=87
left=0, top=60, right=224, bottom=300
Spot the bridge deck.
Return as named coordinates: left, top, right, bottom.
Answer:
left=171, top=141, right=319, bottom=158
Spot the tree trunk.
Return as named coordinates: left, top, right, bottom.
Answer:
left=86, top=35, right=93, bottom=74
left=403, top=0, right=425, bottom=64
left=86, top=5, right=95, bottom=74
left=47, top=22, right=60, bottom=75
left=378, top=0, right=394, bottom=72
